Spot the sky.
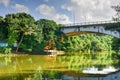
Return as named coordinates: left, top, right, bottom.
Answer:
left=0, top=0, right=119, bottom=24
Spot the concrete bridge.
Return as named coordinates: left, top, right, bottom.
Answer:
left=60, top=21, right=120, bottom=38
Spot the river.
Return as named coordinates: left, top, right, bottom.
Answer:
left=0, top=51, right=120, bottom=80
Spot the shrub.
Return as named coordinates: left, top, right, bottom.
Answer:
left=0, top=47, right=11, bottom=54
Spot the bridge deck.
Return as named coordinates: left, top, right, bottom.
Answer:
left=63, top=20, right=119, bottom=27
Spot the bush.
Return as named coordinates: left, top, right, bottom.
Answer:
left=0, top=47, right=11, bottom=54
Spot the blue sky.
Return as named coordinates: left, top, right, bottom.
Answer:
left=0, top=0, right=119, bottom=24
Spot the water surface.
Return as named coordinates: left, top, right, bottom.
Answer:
left=0, top=51, right=120, bottom=80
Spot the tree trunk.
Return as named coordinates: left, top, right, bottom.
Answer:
left=15, top=35, right=24, bottom=53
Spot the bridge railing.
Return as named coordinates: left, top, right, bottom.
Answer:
left=63, top=20, right=119, bottom=27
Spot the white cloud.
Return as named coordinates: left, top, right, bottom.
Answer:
left=12, top=4, right=29, bottom=13
left=0, top=0, right=10, bottom=7
left=36, top=4, right=56, bottom=16
left=62, top=0, right=119, bottom=22
left=36, top=4, right=71, bottom=24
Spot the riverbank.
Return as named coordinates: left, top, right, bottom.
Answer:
left=0, top=53, right=29, bottom=57
left=0, top=50, right=65, bottom=57
left=0, top=50, right=117, bottom=57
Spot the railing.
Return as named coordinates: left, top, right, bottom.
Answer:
left=63, top=20, right=119, bottom=27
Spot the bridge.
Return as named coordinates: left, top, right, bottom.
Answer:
left=60, top=21, right=120, bottom=38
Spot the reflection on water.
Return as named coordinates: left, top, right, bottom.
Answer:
left=0, top=51, right=120, bottom=80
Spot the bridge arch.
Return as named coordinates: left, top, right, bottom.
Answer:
left=60, top=21, right=120, bottom=38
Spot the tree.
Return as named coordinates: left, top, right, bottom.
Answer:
left=112, top=3, right=120, bottom=22
left=36, top=19, right=59, bottom=50
left=0, top=16, right=7, bottom=41
left=111, top=3, right=120, bottom=51
left=5, top=13, right=36, bottom=52
left=112, top=38, right=120, bottom=51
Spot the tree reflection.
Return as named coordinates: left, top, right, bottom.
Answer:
left=57, top=51, right=119, bottom=72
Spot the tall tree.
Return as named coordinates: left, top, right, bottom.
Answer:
left=5, top=13, right=36, bottom=52
left=36, top=19, right=59, bottom=50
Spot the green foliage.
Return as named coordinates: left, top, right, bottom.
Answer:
left=2, top=13, right=60, bottom=52
left=112, top=38, right=120, bottom=51
left=35, top=19, right=59, bottom=50
left=57, top=34, right=113, bottom=51
left=36, top=19, right=59, bottom=40
left=0, top=47, right=11, bottom=54
left=5, top=13, right=36, bottom=52
left=0, top=16, right=7, bottom=40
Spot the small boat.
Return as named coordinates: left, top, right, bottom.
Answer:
left=83, top=66, right=117, bottom=74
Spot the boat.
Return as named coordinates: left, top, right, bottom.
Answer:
left=83, top=66, right=117, bottom=74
